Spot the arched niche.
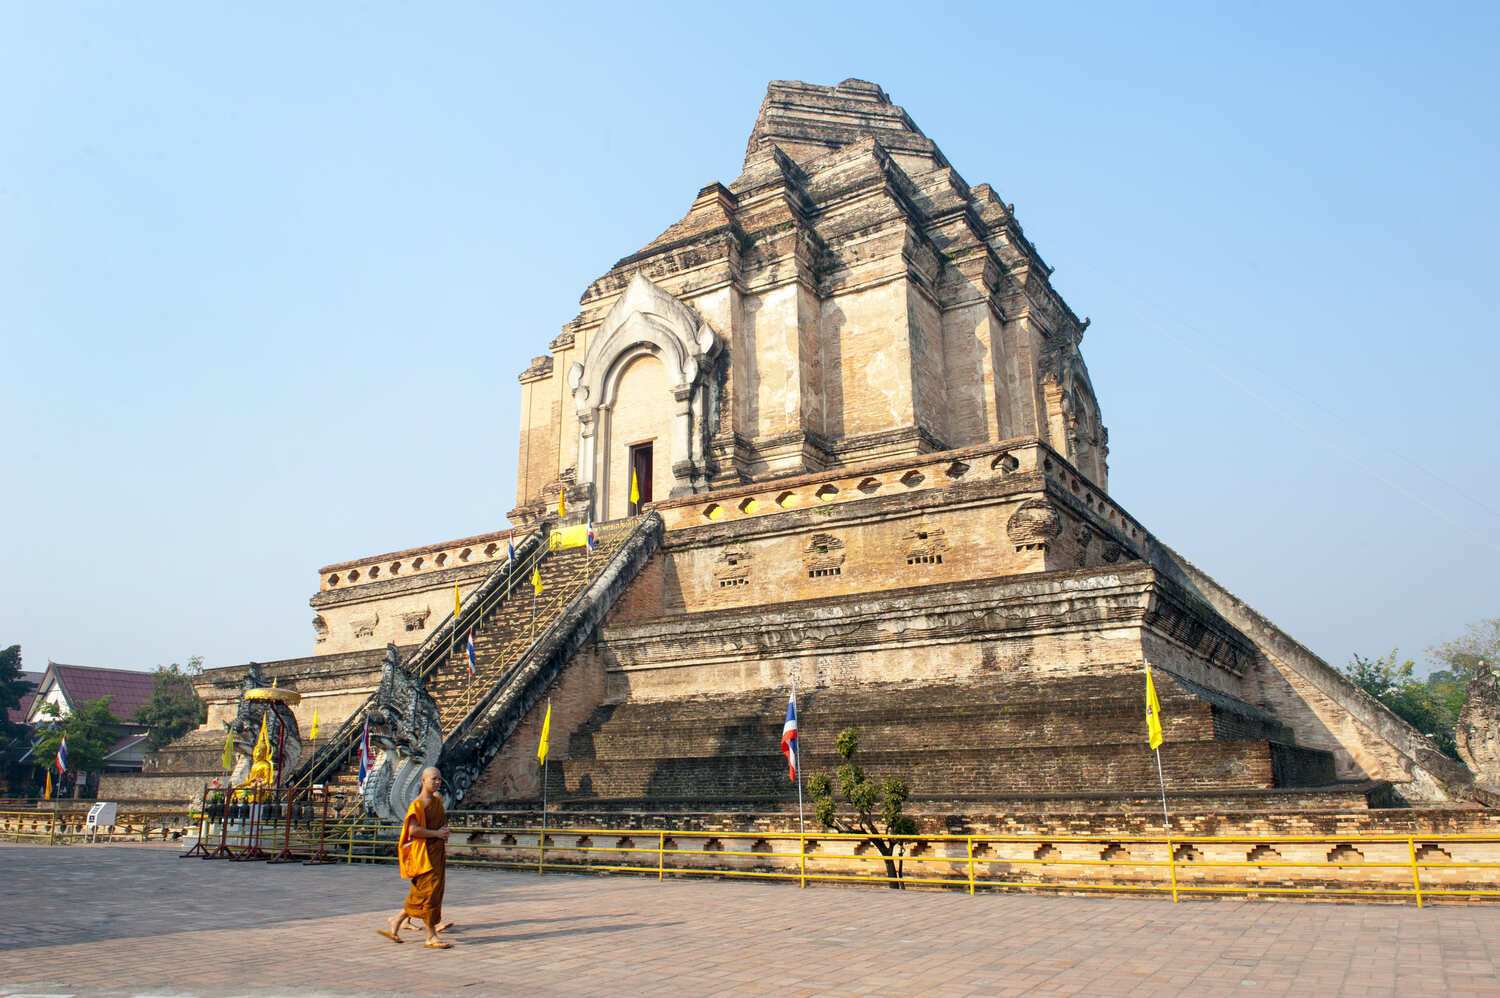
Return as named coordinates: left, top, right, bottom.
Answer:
left=569, top=274, right=721, bottom=519
left=1065, top=373, right=1108, bottom=490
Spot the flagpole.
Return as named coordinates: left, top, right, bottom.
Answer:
left=1154, top=746, right=1170, bottom=829
left=793, top=676, right=804, bottom=841
left=540, top=697, right=550, bottom=876
left=1146, top=662, right=1170, bottom=831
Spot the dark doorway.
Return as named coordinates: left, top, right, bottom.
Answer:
left=628, top=443, right=653, bottom=515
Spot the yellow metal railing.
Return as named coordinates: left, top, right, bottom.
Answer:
left=0, top=809, right=195, bottom=845
left=293, top=819, right=1500, bottom=906
left=7, top=805, right=1497, bottom=905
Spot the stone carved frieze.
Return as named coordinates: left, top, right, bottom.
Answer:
left=1006, top=499, right=1062, bottom=550
left=312, top=614, right=329, bottom=643
left=400, top=608, right=431, bottom=633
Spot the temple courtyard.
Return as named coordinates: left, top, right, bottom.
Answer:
left=0, top=845, right=1497, bottom=996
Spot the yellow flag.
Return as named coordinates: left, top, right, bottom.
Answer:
left=454, top=583, right=461, bottom=619
left=531, top=566, right=543, bottom=595
left=1145, top=664, right=1164, bottom=750
left=537, top=702, right=552, bottom=765
left=44, top=769, right=52, bottom=800
left=630, top=469, right=640, bottom=505
left=221, top=724, right=234, bottom=772
left=309, top=709, right=319, bottom=741
left=558, top=487, right=566, bottom=518
left=549, top=524, right=588, bottom=551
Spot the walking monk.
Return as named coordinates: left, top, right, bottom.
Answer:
left=378, top=767, right=453, bottom=948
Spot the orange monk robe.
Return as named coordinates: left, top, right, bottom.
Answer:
left=398, top=796, right=447, bottom=926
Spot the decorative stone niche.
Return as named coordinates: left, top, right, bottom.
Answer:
left=802, top=533, right=845, bottom=579
left=351, top=610, right=379, bottom=638
left=991, top=452, right=1019, bottom=474
left=902, top=525, right=948, bottom=566
left=1073, top=524, right=1093, bottom=567
left=1006, top=499, right=1062, bottom=553
left=713, top=546, right=753, bottom=590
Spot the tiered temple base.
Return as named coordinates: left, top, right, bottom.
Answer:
left=536, top=673, right=1378, bottom=813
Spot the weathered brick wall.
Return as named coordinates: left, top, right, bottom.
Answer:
left=470, top=673, right=1340, bottom=810
left=548, top=741, right=1287, bottom=801
left=463, top=646, right=607, bottom=802
left=595, top=556, right=1234, bottom=709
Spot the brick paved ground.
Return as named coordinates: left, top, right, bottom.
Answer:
left=0, top=844, right=1497, bottom=997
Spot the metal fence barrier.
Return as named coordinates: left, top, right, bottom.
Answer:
left=0, top=808, right=193, bottom=845
left=5, top=804, right=1497, bottom=905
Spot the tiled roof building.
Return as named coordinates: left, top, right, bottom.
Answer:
left=27, top=663, right=155, bottom=725
left=6, top=670, right=43, bottom=726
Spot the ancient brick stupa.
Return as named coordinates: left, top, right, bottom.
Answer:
left=117, top=80, right=1476, bottom=818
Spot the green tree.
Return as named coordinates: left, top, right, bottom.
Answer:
left=135, top=656, right=207, bottom=751
left=1427, top=618, right=1499, bottom=680
left=1344, top=650, right=1463, bottom=761
left=0, top=645, right=31, bottom=793
left=0, top=645, right=27, bottom=745
left=806, top=727, right=919, bottom=889
left=34, top=697, right=122, bottom=782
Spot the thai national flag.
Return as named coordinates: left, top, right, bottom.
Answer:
left=780, top=693, right=798, bottom=781
left=356, top=717, right=375, bottom=796
left=56, top=736, right=68, bottom=775
left=586, top=518, right=596, bottom=553
left=466, top=630, right=476, bottom=679
left=508, top=536, right=516, bottom=564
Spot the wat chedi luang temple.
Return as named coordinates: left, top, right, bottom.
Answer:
left=112, top=80, right=1491, bottom=848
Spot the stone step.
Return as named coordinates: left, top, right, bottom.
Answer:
left=569, top=673, right=1293, bottom=763
left=572, top=702, right=1273, bottom=759
left=546, top=740, right=1335, bottom=800
left=539, top=782, right=1383, bottom=815
left=577, top=674, right=1283, bottom=728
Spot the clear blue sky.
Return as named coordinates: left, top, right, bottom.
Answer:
left=4, top=2, right=1496, bottom=676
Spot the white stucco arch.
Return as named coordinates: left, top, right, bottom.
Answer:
left=569, top=274, right=721, bottom=517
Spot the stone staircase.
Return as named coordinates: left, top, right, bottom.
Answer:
left=439, top=514, right=665, bottom=802
left=543, top=673, right=1378, bottom=812
left=425, top=519, right=643, bottom=734
left=289, top=515, right=662, bottom=804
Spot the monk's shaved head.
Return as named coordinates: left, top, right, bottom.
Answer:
left=422, top=766, right=440, bottom=780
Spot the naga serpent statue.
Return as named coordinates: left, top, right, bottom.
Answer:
left=361, top=643, right=445, bottom=820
